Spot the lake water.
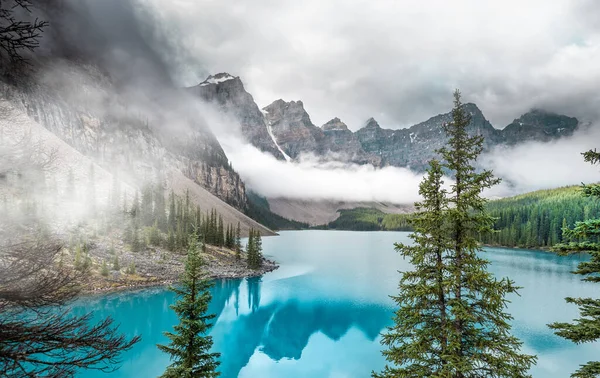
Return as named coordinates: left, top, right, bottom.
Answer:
left=75, top=230, right=598, bottom=377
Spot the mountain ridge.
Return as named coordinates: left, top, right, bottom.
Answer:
left=191, top=72, right=580, bottom=171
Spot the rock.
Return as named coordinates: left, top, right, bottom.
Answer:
left=188, top=74, right=286, bottom=160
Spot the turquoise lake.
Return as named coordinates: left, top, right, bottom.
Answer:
left=75, top=230, right=598, bottom=377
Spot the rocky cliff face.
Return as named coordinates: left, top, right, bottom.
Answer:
left=321, top=118, right=381, bottom=165
left=502, top=109, right=578, bottom=144
left=354, top=103, right=504, bottom=170
left=262, top=99, right=325, bottom=159
left=188, top=72, right=580, bottom=172
left=188, top=73, right=286, bottom=160
left=1, top=64, right=249, bottom=210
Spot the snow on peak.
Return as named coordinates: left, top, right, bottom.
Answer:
left=199, top=73, right=237, bottom=86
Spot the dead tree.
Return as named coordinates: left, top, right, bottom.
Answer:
left=0, top=134, right=141, bottom=377
left=0, top=0, right=48, bottom=64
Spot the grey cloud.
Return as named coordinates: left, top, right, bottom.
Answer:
left=113, top=0, right=600, bottom=129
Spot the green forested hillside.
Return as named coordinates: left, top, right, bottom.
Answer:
left=246, top=191, right=309, bottom=231
left=481, top=186, right=600, bottom=248
left=319, top=208, right=413, bottom=231
left=320, top=185, right=600, bottom=249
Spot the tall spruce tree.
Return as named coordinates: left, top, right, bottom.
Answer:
left=235, top=222, right=242, bottom=261
left=246, top=229, right=263, bottom=270
left=157, top=235, right=220, bottom=377
left=375, top=90, right=536, bottom=378
left=375, top=159, right=454, bottom=377
left=549, top=148, right=600, bottom=378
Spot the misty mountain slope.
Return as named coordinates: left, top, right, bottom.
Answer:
left=355, top=103, right=503, bottom=170
left=187, top=73, right=286, bottom=160
left=502, top=109, right=579, bottom=144
left=186, top=73, right=580, bottom=172
left=0, top=62, right=249, bottom=210
left=0, top=98, right=129, bottom=224
left=262, top=99, right=325, bottom=159
left=169, top=170, right=275, bottom=236
left=0, top=96, right=273, bottom=236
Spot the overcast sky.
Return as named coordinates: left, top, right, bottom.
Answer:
left=132, top=0, right=600, bottom=130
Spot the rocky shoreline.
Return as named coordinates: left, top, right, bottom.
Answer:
left=74, top=230, right=280, bottom=295
left=81, top=255, right=279, bottom=295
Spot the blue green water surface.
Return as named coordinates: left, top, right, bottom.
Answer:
left=76, top=230, right=597, bottom=377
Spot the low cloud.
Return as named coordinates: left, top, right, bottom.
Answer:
left=217, top=124, right=599, bottom=204
left=483, top=125, right=600, bottom=197
left=220, top=136, right=427, bottom=203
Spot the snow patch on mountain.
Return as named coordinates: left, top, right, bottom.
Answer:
left=200, top=73, right=236, bottom=86
left=262, top=109, right=292, bottom=162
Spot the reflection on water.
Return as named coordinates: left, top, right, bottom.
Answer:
left=76, top=231, right=598, bottom=378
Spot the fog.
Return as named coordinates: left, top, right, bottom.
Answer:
left=214, top=123, right=600, bottom=204
left=222, top=136, right=427, bottom=203
left=3, top=0, right=600, bottom=209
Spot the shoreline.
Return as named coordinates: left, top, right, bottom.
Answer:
left=80, top=256, right=279, bottom=296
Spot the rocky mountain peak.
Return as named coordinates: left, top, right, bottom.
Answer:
left=198, top=72, right=239, bottom=86
left=502, top=108, right=579, bottom=144
left=188, top=73, right=285, bottom=160
left=322, top=117, right=349, bottom=131
left=263, top=99, right=313, bottom=127
left=462, top=102, right=483, bottom=115
left=363, top=117, right=381, bottom=130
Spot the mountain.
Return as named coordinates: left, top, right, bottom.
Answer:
left=188, top=74, right=580, bottom=172
left=502, top=109, right=579, bottom=144
left=188, top=73, right=286, bottom=160
left=262, top=99, right=324, bottom=159
left=0, top=91, right=274, bottom=236
left=355, top=103, right=503, bottom=170
left=1, top=61, right=257, bottom=216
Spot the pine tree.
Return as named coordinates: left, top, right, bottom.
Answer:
left=246, top=229, right=263, bottom=270
left=217, top=216, right=224, bottom=247
left=255, top=231, right=262, bottom=265
left=100, top=260, right=109, bottom=277
left=113, top=254, right=120, bottom=271
left=141, top=184, right=154, bottom=226
left=235, top=222, right=241, bottom=261
left=375, top=160, right=454, bottom=377
left=375, top=90, right=536, bottom=378
left=246, top=229, right=255, bottom=269
left=168, top=191, right=177, bottom=231
left=549, top=148, right=600, bottom=378
left=155, top=183, right=167, bottom=231
left=157, top=235, right=220, bottom=377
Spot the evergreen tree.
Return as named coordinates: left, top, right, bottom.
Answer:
left=246, top=229, right=263, bottom=270
left=376, top=160, right=454, bottom=377
left=141, top=184, right=154, bottom=226
left=217, top=215, right=224, bottom=247
left=235, top=222, right=241, bottom=261
left=549, top=148, right=600, bottom=378
left=375, top=90, right=536, bottom=378
left=157, top=235, right=220, bottom=377
left=168, top=191, right=177, bottom=231
left=113, top=254, right=120, bottom=271
left=246, top=229, right=255, bottom=269
left=154, top=183, right=167, bottom=231
left=100, top=260, right=109, bottom=277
